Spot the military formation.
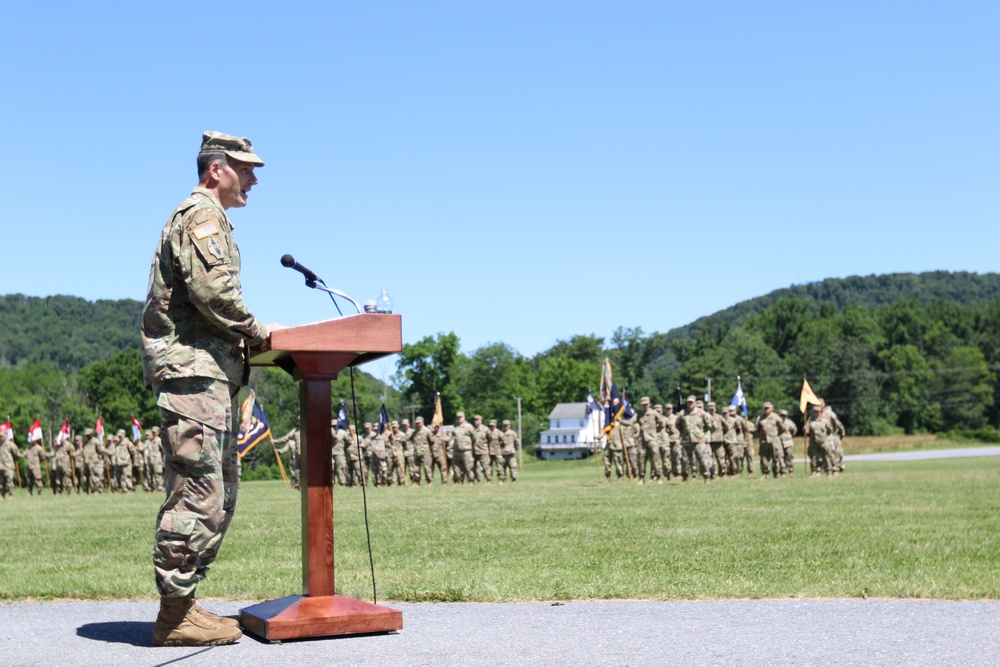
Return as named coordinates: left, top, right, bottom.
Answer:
left=602, top=395, right=846, bottom=484
left=272, top=410, right=521, bottom=489
left=0, top=426, right=167, bottom=499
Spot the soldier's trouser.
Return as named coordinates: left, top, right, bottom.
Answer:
left=371, top=456, right=387, bottom=486
left=0, top=469, right=13, bottom=497
left=152, top=466, right=164, bottom=491
left=88, top=464, right=106, bottom=493
left=669, top=441, right=683, bottom=478
left=51, top=466, right=66, bottom=493
left=430, top=450, right=447, bottom=484
left=475, top=452, right=491, bottom=482
left=692, top=441, right=713, bottom=479
left=743, top=442, right=754, bottom=473
left=392, top=452, right=405, bottom=485
left=603, top=448, right=624, bottom=478
left=626, top=447, right=639, bottom=479
left=759, top=441, right=782, bottom=477
left=456, top=449, right=475, bottom=482
left=332, top=453, right=348, bottom=486
left=782, top=442, right=795, bottom=474
left=289, top=458, right=301, bottom=488
left=412, top=451, right=431, bottom=484
left=502, top=453, right=518, bottom=481
left=680, top=441, right=695, bottom=480
left=640, top=443, right=661, bottom=480
left=829, top=435, right=844, bottom=471
left=726, top=443, right=744, bottom=475
left=153, top=378, right=239, bottom=599
left=27, top=466, right=44, bottom=494
left=489, top=453, right=504, bottom=481
left=711, top=443, right=726, bottom=476
left=122, top=463, right=134, bottom=491
left=75, top=465, right=85, bottom=491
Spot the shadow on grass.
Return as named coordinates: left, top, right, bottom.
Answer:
left=77, top=620, right=154, bottom=647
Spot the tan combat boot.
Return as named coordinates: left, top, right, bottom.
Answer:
left=152, top=595, right=242, bottom=646
left=191, top=597, right=240, bottom=628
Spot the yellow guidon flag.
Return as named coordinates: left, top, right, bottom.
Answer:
left=431, top=392, right=444, bottom=427
left=799, top=378, right=821, bottom=414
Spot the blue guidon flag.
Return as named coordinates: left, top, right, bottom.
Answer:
left=336, top=400, right=350, bottom=430
left=236, top=397, right=272, bottom=458
left=731, top=377, right=748, bottom=417
left=377, top=402, right=390, bottom=435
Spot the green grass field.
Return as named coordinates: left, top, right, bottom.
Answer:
left=1, top=454, right=997, bottom=602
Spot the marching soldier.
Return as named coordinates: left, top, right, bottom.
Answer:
left=149, top=426, right=165, bottom=491
left=804, top=404, right=836, bottom=476
left=388, top=421, right=406, bottom=486
left=72, top=434, right=86, bottom=493
left=821, top=400, right=846, bottom=473
left=113, top=429, right=136, bottom=493
left=706, top=402, right=727, bottom=477
left=24, top=438, right=48, bottom=495
left=499, top=419, right=519, bottom=483
left=471, top=415, right=491, bottom=483
left=742, top=416, right=756, bottom=474
left=662, top=404, right=683, bottom=480
left=430, top=424, right=448, bottom=485
left=486, top=419, right=504, bottom=483
left=345, top=424, right=363, bottom=486
left=448, top=412, right=476, bottom=484
left=604, top=408, right=635, bottom=481
left=0, top=436, right=23, bottom=498
left=678, top=396, right=715, bottom=482
left=331, top=421, right=348, bottom=487
left=637, top=397, right=664, bottom=484
left=778, top=410, right=798, bottom=475
left=723, top=406, right=746, bottom=476
left=48, top=436, right=74, bottom=494
left=366, top=422, right=388, bottom=486
left=755, top=402, right=785, bottom=479
left=409, top=416, right=434, bottom=485
left=398, top=419, right=415, bottom=486
left=81, top=428, right=108, bottom=493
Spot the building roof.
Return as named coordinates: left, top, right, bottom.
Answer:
left=547, top=403, right=587, bottom=420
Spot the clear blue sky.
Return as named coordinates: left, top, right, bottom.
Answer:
left=1, top=1, right=997, bottom=370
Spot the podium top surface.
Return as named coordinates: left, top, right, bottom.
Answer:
left=250, top=313, right=401, bottom=372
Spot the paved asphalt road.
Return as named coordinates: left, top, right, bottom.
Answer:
left=3, top=447, right=998, bottom=666
left=2, top=599, right=999, bottom=667
left=843, top=445, right=1000, bottom=462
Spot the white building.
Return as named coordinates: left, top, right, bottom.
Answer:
left=535, top=402, right=605, bottom=460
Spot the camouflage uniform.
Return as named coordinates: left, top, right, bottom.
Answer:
left=823, top=404, right=846, bottom=473
left=662, top=405, right=683, bottom=479
left=755, top=404, right=785, bottom=478
left=113, top=431, right=136, bottom=492
left=0, top=439, right=23, bottom=498
left=345, top=426, right=363, bottom=486
left=72, top=435, right=86, bottom=493
left=486, top=420, right=504, bottom=482
left=149, top=428, right=165, bottom=491
left=678, top=397, right=715, bottom=480
left=409, top=419, right=434, bottom=485
left=398, top=420, right=416, bottom=485
left=471, top=417, right=491, bottom=483
left=50, top=439, right=74, bottom=494
left=24, top=441, right=47, bottom=495
left=778, top=411, right=798, bottom=474
left=637, top=399, right=663, bottom=483
left=273, top=427, right=301, bottom=489
left=141, top=134, right=268, bottom=602
left=706, top=403, right=726, bottom=477
left=331, top=426, right=348, bottom=487
left=448, top=414, right=476, bottom=484
left=605, top=413, right=636, bottom=480
left=388, top=423, right=406, bottom=486
left=430, top=426, right=448, bottom=484
left=722, top=407, right=745, bottom=476
left=82, top=434, right=108, bottom=493
left=805, top=407, right=836, bottom=474
left=365, top=426, right=388, bottom=486
left=742, top=417, right=756, bottom=473
left=499, top=420, right=519, bottom=482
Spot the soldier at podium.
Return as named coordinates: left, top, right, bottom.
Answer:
left=141, top=131, right=272, bottom=647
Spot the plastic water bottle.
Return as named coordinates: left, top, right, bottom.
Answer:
left=375, top=289, right=393, bottom=314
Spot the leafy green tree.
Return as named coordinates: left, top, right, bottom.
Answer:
left=77, top=350, right=158, bottom=435
left=878, top=344, right=933, bottom=433
left=397, top=332, right=465, bottom=423
left=457, top=342, right=535, bottom=422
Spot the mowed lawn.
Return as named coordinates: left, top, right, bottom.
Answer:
left=1, top=455, right=997, bottom=602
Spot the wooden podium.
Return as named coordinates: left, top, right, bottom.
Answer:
left=239, top=313, right=404, bottom=641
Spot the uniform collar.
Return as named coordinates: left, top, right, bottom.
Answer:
left=191, top=188, right=234, bottom=229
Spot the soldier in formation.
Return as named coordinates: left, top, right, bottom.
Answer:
left=0, top=436, right=22, bottom=499
left=273, top=422, right=301, bottom=490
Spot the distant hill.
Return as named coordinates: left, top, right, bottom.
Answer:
left=648, top=271, right=1000, bottom=375
left=0, top=294, right=142, bottom=372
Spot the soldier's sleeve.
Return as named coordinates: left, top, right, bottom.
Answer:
left=176, top=209, right=268, bottom=346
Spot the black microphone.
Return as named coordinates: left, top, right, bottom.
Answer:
left=280, top=254, right=323, bottom=285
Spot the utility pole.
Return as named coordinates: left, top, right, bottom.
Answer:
left=406, top=404, right=419, bottom=424
left=516, top=396, right=523, bottom=472
left=706, top=377, right=712, bottom=403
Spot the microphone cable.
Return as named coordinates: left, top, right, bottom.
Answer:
left=323, top=291, right=379, bottom=605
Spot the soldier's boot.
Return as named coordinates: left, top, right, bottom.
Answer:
left=191, top=597, right=240, bottom=628
left=153, top=595, right=242, bottom=646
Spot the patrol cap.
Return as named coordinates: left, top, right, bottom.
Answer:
left=763, top=401, right=774, bottom=409
left=152, top=426, right=160, bottom=433
left=727, top=405, right=736, bottom=413
left=116, top=429, right=126, bottom=436
left=84, top=427, right=94, bottom=436
left=653, top=404, right=663, bottom=411
left=364, top=422, right=372, bottom=428
left=489, top=419, right=497, bottom=426
left=200, top=131, right=264, bottom=166
left=779, top=409, right=788, bottom=416
left=502, top=419, right=511, bottom=426
left=812, top=404, right=823, bottom=412
left=664, top=403, right=673, bottom=409
left=456, top=411, right=465, bottom=418
left=640, top=396, right=650, bottom=405
left=473, top=415, right=483, bottom=421
left=686, top=395, right=697, bottom=403
left=391, top=420, right=398, bottom=427
left=707, top=401, right=716, bottom=408
left=415, top=416, right=424, bottom=423
left=401, top=419, right=410, bottom=426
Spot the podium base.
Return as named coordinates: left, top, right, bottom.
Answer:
left=240, top=595, right=403, bottom=642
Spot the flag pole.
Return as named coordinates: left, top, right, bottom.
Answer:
left=270, top=437, right=291, bottom=489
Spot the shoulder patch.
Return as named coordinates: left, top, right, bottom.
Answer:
left=193, top=223, right=219, bottom=240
